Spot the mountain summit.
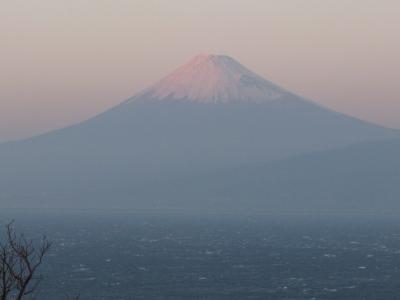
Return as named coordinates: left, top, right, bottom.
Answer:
left=129, top=54, right=288, bottom=104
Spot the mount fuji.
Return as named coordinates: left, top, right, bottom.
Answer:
left=0, top=54, right=398, bottom=210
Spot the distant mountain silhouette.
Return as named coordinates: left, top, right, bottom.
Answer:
left=0, top=54, right=398, bottom=210
left=143, top=138, right=400, bottom=213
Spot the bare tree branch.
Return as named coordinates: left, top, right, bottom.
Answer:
left=0, top=221, right=51, bottom=300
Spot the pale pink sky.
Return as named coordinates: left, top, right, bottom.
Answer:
left=1, top=0, right=399, bottom=141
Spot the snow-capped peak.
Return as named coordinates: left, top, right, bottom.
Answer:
left=132, top=54, right=288, bottom=104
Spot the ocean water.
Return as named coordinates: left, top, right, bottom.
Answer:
left=1, top=211, right=400, bottom=299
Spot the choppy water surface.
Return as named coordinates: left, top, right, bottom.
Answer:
left=2, top=212, right=400, bottom=299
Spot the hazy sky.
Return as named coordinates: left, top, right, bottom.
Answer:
left=1, top=0, right=399, bottom=142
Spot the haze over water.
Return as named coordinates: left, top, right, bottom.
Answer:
left=3, top=211, right=400, bottom=300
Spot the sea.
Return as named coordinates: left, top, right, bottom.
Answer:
left=1, top=210, right=400, bottom=299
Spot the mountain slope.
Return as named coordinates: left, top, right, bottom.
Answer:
left=159, top=138, right=400, bottom=212
left=0, top=54, right=398, bottom=209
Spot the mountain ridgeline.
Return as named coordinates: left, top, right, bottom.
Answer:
left=0, top=54, right=399, bottom=211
